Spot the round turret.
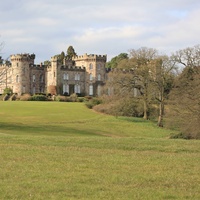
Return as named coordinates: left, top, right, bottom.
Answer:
left=10, top=53, right=35, bottom=95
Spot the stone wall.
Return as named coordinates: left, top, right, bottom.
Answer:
left=0, top=53, right=107, bottom=96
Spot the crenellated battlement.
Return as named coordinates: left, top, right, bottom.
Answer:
left=73, top=53, right=107, bottom=61
left=0, top=62, right=12, bottom=68
left=0, top=64, right=7, bottom=68
left=106, top=68, right=135, bottom=73
left=10, top=53, right=35, bottom=62
left=60, top=65, right=86, bottom=71
left=51, top=55, right=60, bottom=62
left=29, top=63, right=46, bottom=69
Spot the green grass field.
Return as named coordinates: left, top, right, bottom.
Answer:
left=0, top=101, right=199, bottom=200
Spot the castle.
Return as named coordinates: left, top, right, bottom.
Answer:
left=0, top=53, right=107, bottom=96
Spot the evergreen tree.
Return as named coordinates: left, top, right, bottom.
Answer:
left=66, top=46, right=77, bottom=60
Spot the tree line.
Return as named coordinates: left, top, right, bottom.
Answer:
left=95, top=45, right=200, bottom=139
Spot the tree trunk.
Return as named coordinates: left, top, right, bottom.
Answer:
left=157, top=99, right=164, bottom=127
left=143, top=97, right=148, bottom=120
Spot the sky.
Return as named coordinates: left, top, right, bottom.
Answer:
left=0, top=0, right=200, bottom=63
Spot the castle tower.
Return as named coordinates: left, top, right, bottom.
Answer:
left=73, top=54, right=107, bottom=96
left=10, top=54, right=35, bottom=95
left=46, top=56, right=60, bottom=95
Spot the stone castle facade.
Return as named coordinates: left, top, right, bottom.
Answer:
left=0, top=53, right=107, bottom=96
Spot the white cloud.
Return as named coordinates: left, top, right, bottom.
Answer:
left=1, top=0, right=200, bottom=62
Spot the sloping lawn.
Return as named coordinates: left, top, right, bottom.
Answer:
left=0, top=101, right=199, bottom=199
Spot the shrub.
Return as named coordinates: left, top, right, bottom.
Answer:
left=55, top=95, right=68, bottom=102
left=84, top=96, right=93, bottom=101
left=78, top=97, right=85, bottom=102
left=93, top=96, right=146, bottom=118
left=29, top=95, right=48, bottom=101
left=170, top=132, right=193, bottom=140
left=93, top=103, right=114, bottom=114
left=19, top=94, right=32, bottom=101
left=69, top=93, right=78, bottom=102
left=3, top=87, right=13, bottom=95
left=3, top=94, right=10, bottom=101
left=53, top=94, right=86, bottom=102
left=85, top=97, right=102, bottom=109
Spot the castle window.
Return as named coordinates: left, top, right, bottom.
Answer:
left=63, top=84, right=69, bottom=94
left=89, top=85, right=93, bottom=96
left=40, top=75, right=44, bottom=83
left=74, top=84, right=80, bottom=94
left=16, top=75, right=19, bottom=83
left=97, top=85, right=101, bottom=96
left=16, top=63, right=18, bottom=67
left=39, top=86, right=44, bottom=93
left=97, top=64, right=101, bottom=70
left=63, top=73, right=68, bottom=80
left=89, top=63, right=93, bottom=70
left=75, top=73, right=80, bottom=81
left=89, top=73, right=93, bottom=81
left=97, top=74, right=101, bottom=81
left=32, top=75, right=35, bottom=82
left=54, top=72, right=56, bottom=77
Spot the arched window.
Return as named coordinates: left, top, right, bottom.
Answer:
left=32, top=74, right=35, bottom=82
left=97, top=74, right=101, bottom=81
left=97, top=64, right=101, bottom=70
left=40, top=75, right=44, bottom=83
left=16, top=75, right=19, bottom=83
left=75, top=73, right=80, bottom=81
left=63, top=73, right=68, bottom=80
left=89, top=73, right=93, bottom=81
left=74, top=84, right=81, bottom=94
left=97, top=85, right=101, bottom=96
left=89, top=85, right=93, bottom=96
left=89, top=63, right=93, bottom=70
left=40, top=86, right=44, bottom=93
left=63, top=84, right=69, bottom=94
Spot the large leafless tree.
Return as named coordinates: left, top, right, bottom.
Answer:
left=105, top=47, right=176, bottom=126
left=167, top=45, right=200, bottom=138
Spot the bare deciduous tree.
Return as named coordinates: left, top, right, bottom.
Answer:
left=127, top=47, right=158, bottom=119
left=153, top=56, right=176, bottom=127
left=167, top=44, right=200, bottom=139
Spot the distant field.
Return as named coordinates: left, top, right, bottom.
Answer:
left=0, top=101, right=199, bottom=199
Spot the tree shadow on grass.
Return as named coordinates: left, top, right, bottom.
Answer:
left=0, top=122, right=101, bottom=137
